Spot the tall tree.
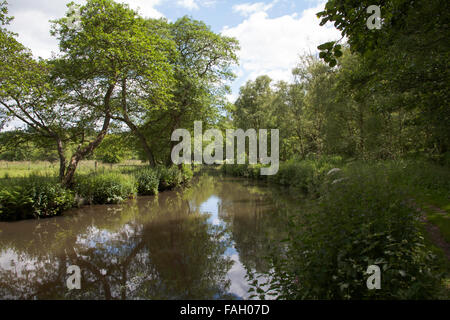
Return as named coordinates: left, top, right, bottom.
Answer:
left=109, top=17, right=176, bottom=166
left=51, top=0, right=174, bottom=184
left=0, top=0, right=174, bottom=186
left=117, top=16, right=239, bottom=165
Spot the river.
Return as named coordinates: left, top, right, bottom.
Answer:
left=0, top=174, right=296, bottom=300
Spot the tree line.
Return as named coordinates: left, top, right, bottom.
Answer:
left=232, top=0, right=449, bottom=164
left=1, top=0, right=449, bottom=189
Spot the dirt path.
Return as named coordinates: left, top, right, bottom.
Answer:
left=409, top=199, right=450, bottom=261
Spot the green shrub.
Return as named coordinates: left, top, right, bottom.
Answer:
left=221, top=163, right=256, bottom=178
left=265, top=159, right=334, bottom=195
left=75, top=172, right=137, bottom=204
left=157, top=166, right=183, bottom=190
left=135, top=168, right=159, bottom=195
left=180, top=164, right=194, bottom=182
left=221, top=158, right=340, bottom=194
left=0, top=177, right=74, bottom=221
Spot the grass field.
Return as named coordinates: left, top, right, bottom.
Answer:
left=0, top=160, right=146, bottom=179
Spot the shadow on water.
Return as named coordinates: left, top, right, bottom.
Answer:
left=0, top=174, right=296, bottom=300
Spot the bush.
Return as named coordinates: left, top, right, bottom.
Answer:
left=0, top=177, right=74, bottom=221
left=180, top=164, right=194, bottom=182
left=221, top=163, right=263, bottom=178
left=75, top=172, right=137, bottom=204
left=157, top=165, right=183, bottom=190
left=221, top=158, right=341, bottom=195
left=135, top=168, right=159, bottom=196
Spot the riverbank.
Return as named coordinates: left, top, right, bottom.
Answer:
left=0, top=164, right=194, bottom=221
left=221, top=158, right=450, bottom=299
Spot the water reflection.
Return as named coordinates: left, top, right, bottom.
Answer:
left=0, top=175, right=293, bottom=300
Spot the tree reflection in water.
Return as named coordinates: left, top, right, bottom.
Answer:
left=0, top=175, right=293, bottom=300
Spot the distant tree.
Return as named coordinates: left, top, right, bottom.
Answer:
left=94, top=134, right=134, bottom=164
left=233, top=75, right=275, bottom=131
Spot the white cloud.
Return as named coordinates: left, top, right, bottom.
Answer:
left=7, top=0, right=164, bottom=59
left=119, top=0, right=164, bottom=18
left=177, top=0, right=199, bottom=10
left=9, top=9, right=60, bottom=59
left=222, top=2, right=341, bottom=84
left=176, top=0, right=216, bottom=11
left=233, top=1, right=276, bottom=17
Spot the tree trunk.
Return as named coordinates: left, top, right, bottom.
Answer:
left=120, top=78, right=156, bottom=167
left=166, top=113, right=182, bottom=166
left=125, top=121, right=156, bottom=167
left=56, top=138, right=66, bottom=183
left=61, top=84, right=115, bottom=188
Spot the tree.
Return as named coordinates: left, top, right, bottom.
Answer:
left=116, top=16, right=239, bottom=165
left=0, top=13, right=72, bottom=174
left=317, top=0, right=450, bottom=158
left=94, top=133, right=134, bottom=164
left=108, top=17, right=176, bottom=166
left=233, top=75, right=275, bottom=131
left=51, top=0, right=175, bottom=185
left=0, top=0, right=174, bottom=186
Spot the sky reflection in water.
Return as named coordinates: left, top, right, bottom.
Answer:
left=0, top=175, right=293, bottom=300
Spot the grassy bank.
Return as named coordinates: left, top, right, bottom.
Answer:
left=0, top=164, right=193, bottom=221
left=222, top=158, right=450, bottom=299
left=0, top=160, right=145, bottom=179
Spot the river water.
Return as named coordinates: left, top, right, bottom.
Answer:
left=0, top=175, right=296, bottom=300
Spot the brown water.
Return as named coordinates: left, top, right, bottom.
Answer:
left=0, top=175, right=295, bottom=300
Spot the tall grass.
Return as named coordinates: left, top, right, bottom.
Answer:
left=0, top=163, right=194, bottom=221
left=74, top=172, right=137, bottom=205
left=0, top=160, right=145, bottom=179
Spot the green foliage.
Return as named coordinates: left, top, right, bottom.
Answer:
left=0, top=162, right=194, bottom=220
left=0, top=131, right=60, bottom=162
left=134, top=167, right=159, bottom=196
left=74, top=172, right=137, bottom=205
left=233, top=75, right=275, bottom=131
left=0, top=177, right=74, bottom=221
left=222, top=156, right=345, bottom=195
left=222, top=158, right=448, bottom=299
left=156, top=165, right=184, bottom=191
left=180, top=164, right=194, bottom=182
left=125, top=16, right=239, bottom=165
left=134, top=165, right=193, bottom=195
left=0, top=187, right=34, bottom=220
left=317, top=0, right=449, bottom=155
left=94, top=134, right=134, bottom=164
left=250, top=163, right=445, bottom=299
left=0, top=1, right=12, bottom=28
left=134, top=165, right=193, bottom=196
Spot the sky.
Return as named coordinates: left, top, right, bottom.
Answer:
left=5, top=0, right=341, bottom=102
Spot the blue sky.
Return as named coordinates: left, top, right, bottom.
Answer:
left=6, top=0, right=340, bottom=102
